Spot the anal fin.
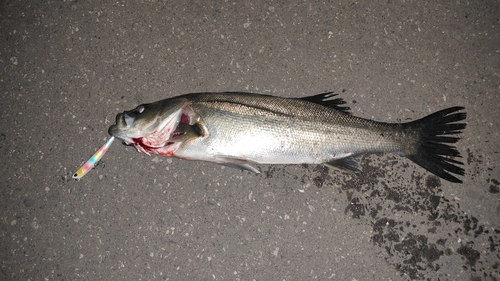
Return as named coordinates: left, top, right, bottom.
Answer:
left=214, top=155, right=260, bottom=173
left=324, top=157, right=359, bottom=172
left=220, top=163, right=260, bottom=174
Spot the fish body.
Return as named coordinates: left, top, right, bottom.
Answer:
left=108, top=92, right=466, bottom=183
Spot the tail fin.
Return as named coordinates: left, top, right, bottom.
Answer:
left=402, top=107, right=467, bottom=183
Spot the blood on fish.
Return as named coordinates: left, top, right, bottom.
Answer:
left=132, top=137, right=155, bottom=154
left=157, top=149, right=175, bottom=157
left=180, top=112, right=190, bottom=124
left=131, top=137, right=179, bottom=157
left=128, top=115, right=191, bottom=158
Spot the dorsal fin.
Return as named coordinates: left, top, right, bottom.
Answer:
left=300, top=92, right=351, bottom=114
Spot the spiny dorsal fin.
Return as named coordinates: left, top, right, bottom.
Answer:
left=300, top=92, right=351, bottom=114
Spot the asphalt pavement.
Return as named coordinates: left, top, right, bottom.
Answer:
left=1, top=1, right=499, bottom=280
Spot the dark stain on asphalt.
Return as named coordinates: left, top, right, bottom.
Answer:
left=290, top=154, right=500, bottom=280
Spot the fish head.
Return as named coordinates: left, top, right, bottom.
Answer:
left=108, top=97, right=200, bottom=155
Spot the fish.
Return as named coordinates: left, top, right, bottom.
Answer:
left=108, top=92, right=467, bottom=183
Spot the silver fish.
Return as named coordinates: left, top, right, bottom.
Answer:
left=108, top=92, right=466, bottom=183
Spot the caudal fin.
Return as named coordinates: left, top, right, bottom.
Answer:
left=402, top=107, right=467, bottom=183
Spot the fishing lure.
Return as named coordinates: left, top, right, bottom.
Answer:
left=73, top=136, right=115, bottom=180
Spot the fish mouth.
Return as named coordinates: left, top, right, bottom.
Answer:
left=107, top=124, right=118, bottom=139
left=108, top=113, right=135, bottom=144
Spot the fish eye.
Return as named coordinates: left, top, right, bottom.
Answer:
left=136, top=105, right=145, bottom=114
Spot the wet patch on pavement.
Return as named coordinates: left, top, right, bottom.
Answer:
left=265, top=153, right=499, bottom=280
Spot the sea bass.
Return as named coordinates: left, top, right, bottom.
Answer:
left=108, top=92, right=467, bottom=183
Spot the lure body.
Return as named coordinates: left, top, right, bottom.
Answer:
left=73, top=137, right=115, bottom=180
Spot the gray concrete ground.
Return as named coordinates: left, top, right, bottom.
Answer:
left=1, top=1, right=499, bottom=280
